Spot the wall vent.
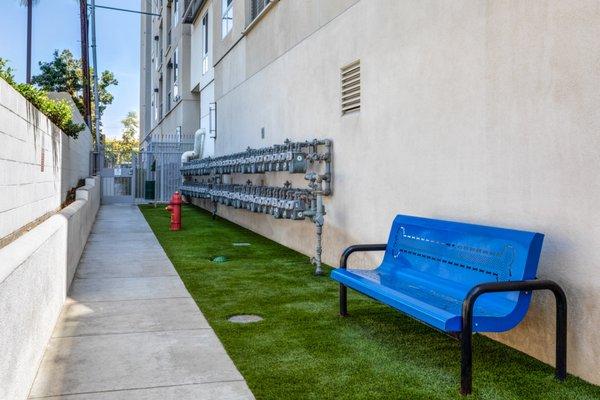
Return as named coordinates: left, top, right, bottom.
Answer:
left=341, top=60, right=360, bottom=115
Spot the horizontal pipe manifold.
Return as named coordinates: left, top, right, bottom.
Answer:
left=180, top=182, right=315, bottom=220
left=181, top=139, right=331, bottom=176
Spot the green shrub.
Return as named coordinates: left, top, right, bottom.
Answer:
left=0, top=58, right=15, bottom=85
left=0, top=58, right=85, bottom=138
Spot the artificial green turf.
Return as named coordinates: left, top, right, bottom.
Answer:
left=140, top=205, right=600, bottom=400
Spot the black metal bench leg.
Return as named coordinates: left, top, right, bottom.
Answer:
left=553, top=285, right=568, bottom=381
left=340, top=284, right=348, bottom=317
left=460, top=328, right=473, bottom=395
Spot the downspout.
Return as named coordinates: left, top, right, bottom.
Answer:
left=181, top=129, right=205, bottom=205
left=181, top=128, right=206, bottom=164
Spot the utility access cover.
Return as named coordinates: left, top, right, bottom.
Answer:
left=228, top=315, right=263, bottom=324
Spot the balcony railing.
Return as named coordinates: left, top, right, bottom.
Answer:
left=251, top=0, right=270, bottom=21
left=183, top=0, right=207, bottom=23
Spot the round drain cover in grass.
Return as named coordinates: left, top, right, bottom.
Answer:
left=228, top=315, right=263, bottom=324
left=212, top=256, right=228, bottom=263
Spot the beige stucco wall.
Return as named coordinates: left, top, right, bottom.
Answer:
left=146, top=98, right=200, bottom=143
left=206, top=0, right=600, bottom=385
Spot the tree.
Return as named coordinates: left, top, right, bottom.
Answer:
left=32, top=49, right=80, bottom=94
left=121, top=111, right=139, bottom=143
left=31, top=49, right=118, bottom=136
left=104, top=111, right=139, bottom=166
left=19, top=0, right=39, bottom=83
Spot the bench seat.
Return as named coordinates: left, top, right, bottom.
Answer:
left=332, top=267, right=520, bottom=332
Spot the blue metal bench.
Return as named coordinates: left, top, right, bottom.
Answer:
left=330, top=215, right=567, bottom=395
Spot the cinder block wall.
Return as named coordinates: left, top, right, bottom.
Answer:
left=0, top=79, right=93, bottom=240
left=0, top=176, right=100, bottom=400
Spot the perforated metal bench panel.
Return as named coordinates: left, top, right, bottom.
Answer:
left=331, top=215, right=544, bottom=333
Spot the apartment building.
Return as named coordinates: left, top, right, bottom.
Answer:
left=181, top=0, right=217, bottom=157
left=139, top=0, right=199, bottom=149
left=172, top=0, right=600, bottom=387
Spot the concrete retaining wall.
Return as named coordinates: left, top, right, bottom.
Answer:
left=0, top=79, right=93, bottom=240
left=0, top=176, right=100, bottom=400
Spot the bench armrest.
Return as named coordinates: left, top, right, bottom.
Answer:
left=459, top=279, right=567, bottom=394
left=340, top=244, right=387, bottom=269
left=462, top=279, right=566, bottom=319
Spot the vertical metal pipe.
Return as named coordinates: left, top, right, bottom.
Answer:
left=322, top=139, right=332, bottom=195
left=80, top=0, right=92, bottom=128
left=26, top=0, right=32, bottom=83
left=314, top=222, right=323, bottom=275
left=90, top=0, right=103, bottom=172
left=312, top=185, right=325, bottom=275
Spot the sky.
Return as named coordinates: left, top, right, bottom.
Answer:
left=0, top=0, right=141, bottom=139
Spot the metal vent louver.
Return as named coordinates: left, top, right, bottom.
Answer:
left=341, top=60, right=360, bottom=114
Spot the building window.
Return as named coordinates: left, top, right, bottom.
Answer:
left=166, top=2, right=172, bottom=47
left=203, top=13, right=209, bottom=55
left=158, top=24, right=163, bottom=69
left=153, top=33, right=160, bottom=71
left=172, top=47, right=179, bottom=101
left=166, top=58, right=172, bottom=111
left=202, top=12, right=209, bottom=74
left=152, top=92, right=157, bottom=121
left=172, top=0, right=179, bottom=27
left=221, top=0, right=233, bottom=38
left=158, top=72, right=164, bottom=119
left=251, top=0, right=269, bottom=20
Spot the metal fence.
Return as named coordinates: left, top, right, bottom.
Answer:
left=131, top=142, right=193, bottom=203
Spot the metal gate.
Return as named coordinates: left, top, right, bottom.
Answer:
left=101, top=165, right=134, bottom=203
left=132, top=142, right=193, bottom=203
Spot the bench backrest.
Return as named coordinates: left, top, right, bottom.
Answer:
left=382, top=215, right=544, bottom=289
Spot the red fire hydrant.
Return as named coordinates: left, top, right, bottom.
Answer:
left=165, top=191, right=182, bottom=231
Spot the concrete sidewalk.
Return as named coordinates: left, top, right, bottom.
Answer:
left=28, top=204, right=254, bottom=400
